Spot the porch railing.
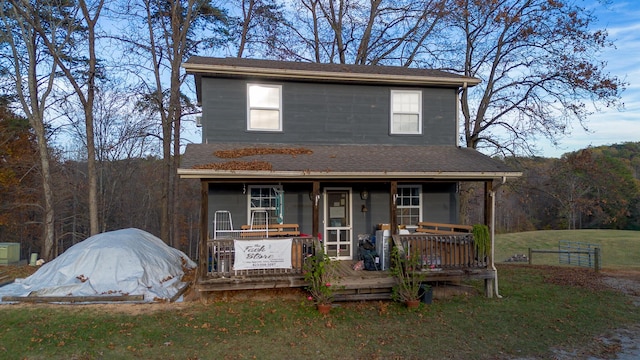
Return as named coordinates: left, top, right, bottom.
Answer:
left=392, top=234, right=487, bottom=270
left=206, top=237, right=317, bottom=278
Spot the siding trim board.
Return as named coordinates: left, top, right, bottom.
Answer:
left=187, top=65, right=476, bottom=87
left=178, top=169, right=518, bottom=181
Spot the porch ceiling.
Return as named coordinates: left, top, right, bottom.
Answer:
left=178, top=143, right=521, bottom=181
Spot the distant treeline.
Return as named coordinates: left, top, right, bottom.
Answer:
left=2, top=109, right=638, bottom=259
left=489, top=142, right=640, bottom=232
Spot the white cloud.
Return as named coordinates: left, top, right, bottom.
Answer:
left=535, top=1, right=640, bottom=158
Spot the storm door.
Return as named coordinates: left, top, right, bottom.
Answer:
left=323, top=188, right=353, bottom=260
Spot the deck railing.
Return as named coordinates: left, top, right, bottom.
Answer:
left=205, top=237, right=317, bottom=278
left=392, top=233, right=487, bottom=270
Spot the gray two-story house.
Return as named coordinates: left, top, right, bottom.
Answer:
left=178, top=57, right=520, bottom=299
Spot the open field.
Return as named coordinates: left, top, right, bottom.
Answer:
left=495, top=229, right=640, bottom=269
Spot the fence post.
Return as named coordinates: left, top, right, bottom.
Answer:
left=528, top=248, right=532, bottom=265
left=594, top=247, right=600, bottom=272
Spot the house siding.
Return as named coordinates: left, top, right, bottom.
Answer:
left=208, top=182, right=458, bottom=250
left=201, top=77, right=458, bottom=145
left=208, top=183, right=315, bottom=237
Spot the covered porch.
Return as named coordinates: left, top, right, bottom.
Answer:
left=178, top=143, right=521, bottom=300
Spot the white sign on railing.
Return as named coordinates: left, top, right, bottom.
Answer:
left=233, top=239, right=292, bottom=270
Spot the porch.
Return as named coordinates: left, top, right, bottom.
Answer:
left=180, top=143, right=521, bottom=300
left=195, top=233, right=495, bottom=300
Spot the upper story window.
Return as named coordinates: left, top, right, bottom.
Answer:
left=247, top=84, right=282, bottom=131
left=390, top=90, right=422, bottom=134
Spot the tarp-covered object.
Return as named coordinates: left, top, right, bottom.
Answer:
left=0, top=228, right=196, bottom=302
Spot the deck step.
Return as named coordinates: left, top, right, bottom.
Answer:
left=334, top=286, right=393, bottom=301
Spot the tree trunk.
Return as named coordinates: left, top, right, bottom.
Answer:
left=80, top=0, right=102, bottom=236
left=3, top=1, right=59, bottom=260
left=33, top=119, right=56, bottom=261
left=161, top=118, right=172, bottom=244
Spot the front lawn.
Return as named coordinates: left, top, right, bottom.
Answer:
left=1, top=264, right=637, bottom=359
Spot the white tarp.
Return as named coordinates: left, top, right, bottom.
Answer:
left=0, top=228, right=196, bottom=303
left=233, top=239, right=292, bottom=270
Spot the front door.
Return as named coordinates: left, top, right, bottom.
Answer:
left=324, top=188, right=352, bottom=260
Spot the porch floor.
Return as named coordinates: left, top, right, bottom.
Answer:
left=332, top=261, right=396, bottom=301
left=196, top=260, right=495, bottom=301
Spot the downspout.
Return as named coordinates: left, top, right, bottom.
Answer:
left=490, top=176, right=507, bottom=298
left=457, top=82, right=468, bottom=147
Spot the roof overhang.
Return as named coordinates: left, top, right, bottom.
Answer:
left=177, top=169, right=521, bottom=181
left=183, top=62, right=481, bottom=88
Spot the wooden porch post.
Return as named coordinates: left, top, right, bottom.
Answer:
left=484, top=181, right=492, bottom=227
left=312, top=181, right=320, bottom=238
left=390, top=181, right=398, bottom=235
left=199, top=181, right=209, bottom=278
left=484, top=180, right=495, bottom=298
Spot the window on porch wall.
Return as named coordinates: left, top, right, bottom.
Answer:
left=396, top=185, right=422, bottom=227
left=248, top=185, right=282, bottom=225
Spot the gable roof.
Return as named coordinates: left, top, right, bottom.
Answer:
left=178, top=143, right=521, bottom=180
left=183, top=57, right=480, bottom=103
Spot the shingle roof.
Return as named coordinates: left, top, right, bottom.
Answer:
left=178, top=143, right=520, bottom=180
left=183, top=57, right=480, bottom=90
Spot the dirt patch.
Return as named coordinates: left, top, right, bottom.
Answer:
left=541, top=265, right=610, bottom=292
left=601, top=269, right=640, bottom=301
left=0, top=265, right=38, bottom=280
left=540, top=266, right=640, bottom=360
left=0, top=301, right=193, bottom=315
left=199, top=287, right=307, bottom=304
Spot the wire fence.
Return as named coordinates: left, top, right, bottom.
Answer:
left=528, top=240, right=601, bottom=272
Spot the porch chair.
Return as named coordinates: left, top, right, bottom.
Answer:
left=250, top=210, right=269, bottom=237
left=213, top=210, right=234, bottom=239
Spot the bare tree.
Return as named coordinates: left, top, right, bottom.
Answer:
left=233, top=0, right=287, bottom=58
left=8, top=0, right=106, bottom=236
left=0, top=0, right=69, bottom=260
left=59, top=86, right=160, bottom=233
left=443, top=0, right=624, bottom=156
left=256, top=0, right=448, bottom=65
left=113, top=0, right=228, bottom=245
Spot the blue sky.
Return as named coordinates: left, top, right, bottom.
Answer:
left=182, top=1, right=640, bottom=158
left=537, top=0, right=640, bottom=157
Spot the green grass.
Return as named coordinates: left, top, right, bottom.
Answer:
left=1, top=230, right=638, bottom=359
left=496, top=229, right=640, bottom=268
left=1, top=264, right=639, bottom=359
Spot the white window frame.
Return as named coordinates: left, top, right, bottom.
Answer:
left=390, top=90, right=422, bottom=135
left=247, top=83, right=282, bottom=131
left=396, top=185, right=422, bottom=227
left=247, top=185, right=283, bottom=225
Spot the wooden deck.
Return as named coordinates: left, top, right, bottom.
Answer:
left=332, top=261, right=396, bottom=301
left=195, top=260, right=397, bottom=300
left=196, top=233, right=496, bottom=299
left=197, top=259, right=494, bottom=300
left=331, top=261, right=495, bottom=301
